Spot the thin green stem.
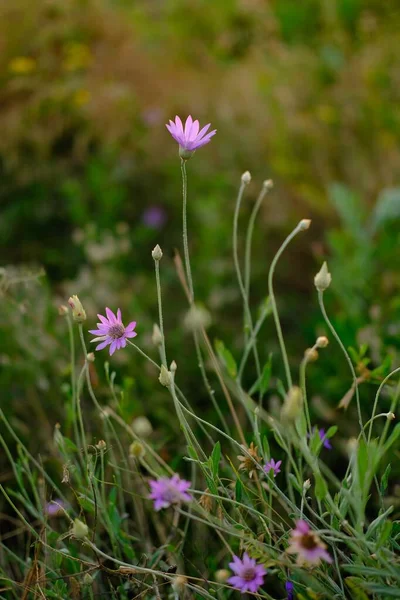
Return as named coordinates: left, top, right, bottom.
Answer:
left=368, top=366, right=400, bottom=443
left=181, top=159, right=194, bottom=301
left=233, top=179, right=261, bottom=381
left=299, top=344, right=318, bottom=435
left=154, top=259, right=167, bottom=367
left=318, top=290, right=366, bottom=442
left=268, top=221, right=308, bottom=391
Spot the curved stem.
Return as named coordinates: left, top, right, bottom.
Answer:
left=318, top=290, right=366, bottom=442
left=299, top=345, right=318, bottom=436
left=267, top=221, right=307, bottom=391
left=368, top=366, right=400, bottom=443
left=233, top=180, right=261, bottom=381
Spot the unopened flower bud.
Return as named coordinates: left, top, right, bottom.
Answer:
left=241, top=170, right=251, bottom=184
left=71, top=518, right=89, bottom=539
left=159, top=365, right=171, bottom=387
left=263, top=179, right=273, bottom=190
left=281, top=386, right=303, bottom=422
left=68, top=295, right=87, bottom=323
left=314, top=262, right=332, bottom=292
left=387, top=412, right=395, bottom=420
left=83, top=573, right=93, bottom=586
left=58, top=305, right=68, bottom=316
left=303, top=478, right=311, bottom=491
left=299, top=219, right=311, bottom=231
left=96, top=440, right=106, bottom=451
left=132, top=416, right=153, bottom=438
left=304, top=347, right=319, bottom=362
left=172, top=576, right=188, bottom=593
left=129, top=441, right=145, bottom=459
left=86, top=352, right=95, bottom=362
left=151, top=244, right=163, bottom=261
left=152, top=323, right=163, bottom=346
left=215, top=569, right=230, bottom=583
left=316, top=336, right=329, bottom=348
left=170, top=360, right=177, bottom=373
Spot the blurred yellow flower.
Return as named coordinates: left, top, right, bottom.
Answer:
left=72, top=89, right=91, bottom=106
left=63, top=42, right=92, bottom=72
left=8, top=56, right=36, bottom=75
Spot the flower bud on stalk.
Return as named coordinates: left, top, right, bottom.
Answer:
left=159, top=365, right=171, bottom=387
left=71, top=518, right=89, bottom=539
left=151, top=244, right=163, bottom=261
left=314, top=262, right=332, bottom=292
left=68, top=295, right=86, bottom=323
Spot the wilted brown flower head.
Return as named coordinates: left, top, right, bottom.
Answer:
left=237, top=442, right=261, bottom=478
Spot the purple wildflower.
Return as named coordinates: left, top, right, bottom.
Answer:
left=89, top=308, right=137, bottom=356
left=228, top=553, right=266, bottom=594
left=45, top=499, right=67, bottom=517
left=142, top=205, right=167, bottom=229
left=166, top=115, right=216, bottom=158
left=318, top=428, right=332, bottom=450
left=149, top=474, right=192, bottom=511
left=263, top=458, right=282, bottom=477
left=285, top=580, right=294, bottom=600
left=287, top=520, right=332, bottom=566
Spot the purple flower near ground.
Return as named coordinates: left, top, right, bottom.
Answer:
left=227, top=553, right=266, bottom=594
left=287, top=520, right=332, bottom=566
left=285, top=580, right=294, bottom=600
left=263, top=458, right=282, bottom=477
left=149, top=474, right=192, bottom=511
left=45, top=499, right=67, bottom=517
left=89, top=308, right=137, bottom=356
left=142, top=205, right=167, bottom=229
left=166, top=115, right=216, bottom=157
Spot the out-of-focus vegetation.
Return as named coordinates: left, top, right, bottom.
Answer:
left=1, top=3, right=400, bottom=595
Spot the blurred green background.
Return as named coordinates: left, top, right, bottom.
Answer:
left=1, top=0, right=400, bottom=458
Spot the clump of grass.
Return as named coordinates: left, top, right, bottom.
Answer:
left=1, top=118, right=400, bottom=600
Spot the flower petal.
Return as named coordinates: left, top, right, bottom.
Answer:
left=96, top=340, right=110, bottom=351
left=105, top=307, right=117, bottom=323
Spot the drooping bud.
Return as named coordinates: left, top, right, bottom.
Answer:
left=68, top=295, right=87, bottom=323
left=316, top=336, right=329, bottom=348
left=151, top=244, right=163, bottom=261
left=58, top=305, right=68, bottom=316
left=241, top=170, right=251, bottom=184
left=158, top=365, right=171, bottom=387
left=129, top=441, right=145, bottom=459
left=387, top=412, right=395, bottom=420
left=71, top=518, right=89, bottom=539
left=152, top=323, right=163, bottom=346
left=299, top=219, right=311, bottom=231
left=131, top=416, right=153, bottom=438
left=281, top=386, right=303, bottom=422
left=314, top=262, right=332, bottom=292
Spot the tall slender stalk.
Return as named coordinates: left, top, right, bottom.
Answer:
left=267, top=220, right=310, bottom=391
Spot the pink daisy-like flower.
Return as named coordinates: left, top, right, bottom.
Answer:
left=166, top=115, right=216, bottom=159
left=287, top=520, right=332, bottom=566
left=263, top=458, right=282, bottom=477
left=149, top=474, right=192, bottom=511
left=89, top=308, right=137, bottom=356
left=228, top=553, right=266, bottom=594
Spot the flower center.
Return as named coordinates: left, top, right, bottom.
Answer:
left=163, top=483, right=181, bottom=504
left=108, top=324, right=125, bottom=339
left=300, top=534, right=318, bottom=550
left=241, top=567, right=256, bottom=582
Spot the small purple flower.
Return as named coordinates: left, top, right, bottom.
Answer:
left=228, top=553, right=266, bottom=594
left=142, top=205, right=167, bottom=229
left=149, top=474, right=192, bottom=511
left=285, top=580, right=294, bottom=600
left=45, top=499, right=67, bottom=517
left=89, top=308, right=137, bottom=356
left=263, top=458, right=282, bottom=477
left=318, top=428, right=332, bottom=450
left=166, top=115, right=216, bottom=158
left=287, top=520, right=332, bottom=566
